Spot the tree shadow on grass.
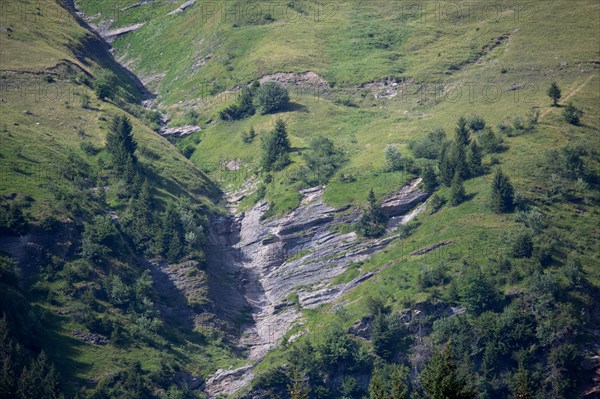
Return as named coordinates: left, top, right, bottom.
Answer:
left=279, top=101, right=308, bottom=113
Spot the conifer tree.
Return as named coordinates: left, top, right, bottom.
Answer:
left=455, top=116, right=471, bottom=147
left=289, top=371, right=310, bottom=399
left=356, top=189, right=387, bottom=238
left=514, top=363, right=533, bottom=399
left=369, top=367, right=386, bottom=399
left=451, top=141, right=469, bottom=179
left=422, top=164, right=438, bottom=193
left=439, top=147, right=455, bottom=187
left=450, top=172, right=465, bottom=206
left=261, top=119, right=291, bottom=171
left=421, top=344, right=475, bottom=399
left=547, top=82, right=561, bottom=106
left=160, top=203, right=184, bottom=262
left=489, top=168, right=514, bottom=213
left=467, top=141, right=483, bottom=176
left=390, top=365, right=410, bottom=399
left=106, top=115, right=137, bottom=177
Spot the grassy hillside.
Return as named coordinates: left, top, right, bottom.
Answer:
left=0, top=1, right=240, bottom=397
left=2, top=0, right=600, bottom=398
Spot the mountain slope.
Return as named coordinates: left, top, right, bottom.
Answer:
left=1, top=0, right=599, bottom=398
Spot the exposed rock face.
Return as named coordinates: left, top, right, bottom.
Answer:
left=380, top=178, right=429, bottom=217
left=167, top=0, right=197, bottom=15
left=348, top=316, right=373, bottom=340
left=159, top=125, right=201, bottom=137
left=100, top=23, right=145, bottom=41
left=205, top=365, right=254, bottom=398
left=72, top=330, right=108, bottom=345
left=0, top=224, right=78, bottom=281
left=204, top=179, right=429, bottom=397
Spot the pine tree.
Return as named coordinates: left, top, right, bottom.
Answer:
left=127, top=179, right=154, bottom=252
left=106, top=115, right=137, bottom=177
left=422, top=164, right=438, bottom=193
left=0, top=316, right=15, bottom=398
left=261, top=119, right=291, bottom=171
left=450, top=172, right=465, bottom=206
left=547, top=82, right=561, bottom=106
left=160, top=203, right=184, bottom=262
left=467, top=141, right=483, bottom=176
left=390, top=365, right=410, bottom=399
left=455, top=117, right=471, bottom=147
left=369, top=367, right=387, bottom=399
left=439, top=147, right=455, bottom=187
left=513, top=363, right=533, bottom=399
left=289, top=371, right=309, bottom=399
left=489, top=168, right=514, bottom=213
left=451, top=141, right=469, bottom=179
left=356, top=189, right=388, bottom=238
left=421, top=344, right=475, bottom=399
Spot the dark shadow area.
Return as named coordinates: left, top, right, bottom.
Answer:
left=280, top=101, right=309, bottom=113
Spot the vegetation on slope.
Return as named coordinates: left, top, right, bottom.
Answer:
left=1, top=0, right=599, bottom=398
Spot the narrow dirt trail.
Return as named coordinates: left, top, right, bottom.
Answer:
left=539, top=74, right=595, bottom=121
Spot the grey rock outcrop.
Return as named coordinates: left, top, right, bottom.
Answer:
left=204, top=179, right=429, bottom=396
left=380, top=178, right=429, bottom=217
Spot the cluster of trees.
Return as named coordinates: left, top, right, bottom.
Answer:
left=547, top=82, right=584, bottom=125
left=220, top=81, right=289, bottom=120
left=102, top=115, right=207, bottom=263
left=254, top=327, right=372, bottom=398
left=406, top=116, right=519, bottom=212
left=0, top=196, right=29, bottom=235
left=1, top=313, right=61, bottom=399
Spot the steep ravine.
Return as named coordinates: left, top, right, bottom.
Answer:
left=204, top=179, right=430, bottom=397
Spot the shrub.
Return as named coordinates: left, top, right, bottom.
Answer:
left=384, top=145, right=403, bottom=172
left=409, top=128, right=448, bottom=159
left=220, top=88, right=255, bottom=120
left=479, top=127, right=505, bottom=153
left=254, top=82, right=289, bottom=114
left=62, top=260, right=92, bottom=284
left=562, top=102, right=583, bottom=125
left=93, top=70, right=118, bottom=100
left=467, top=115, right=486, bottom=132
left=242, top=127, right=257, bottom=143
left=180, top=144, right=195, bottom=159
left=80, top=93, right=91, bottom=109
left=515, top=207, right=546, bottom=234
left=80, top=141, right=99, bottom=156
left=302, top=135, right=346, bottom=184
left=512, top=231, right=533, bottom=258
left=418, top=263, right=448, bottom=290
left=0, top=200, right=28, bottom=234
